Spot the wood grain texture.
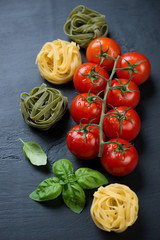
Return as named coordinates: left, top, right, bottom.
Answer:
left=0, top=0, right=160, bottom=239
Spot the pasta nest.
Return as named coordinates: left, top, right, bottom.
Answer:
left=64, top=5, right=108, bottom=48
left=90, top=184, right=138, bottom=233
left=20, top=84, right=68, bottom=131
left=36, top=39, right=82, bottom=84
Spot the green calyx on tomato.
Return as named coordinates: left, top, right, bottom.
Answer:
left=109, top=77, right=138, bottom=100
left=94, top=42, right=115, bottom=65
left=116, top=58, right=146, bottom=77
left=69, top=120, right=96, bottom=143
left=81, top=64, right=108, bottom=85
left=79, top=90, right=103, bottom=106
left=109, top=139, right=132, bottom=154
left=105, top=106, right=133, bottom=134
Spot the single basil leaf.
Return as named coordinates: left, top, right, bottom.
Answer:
left=19, top=138, right=47, bottom=166
left=52, top=159, right=74, bottom=181
left=29, top=177, right=62, bottom=201
left=62, top=182, right=85, bottom=214
left=75, top=168, right=108, bottom=189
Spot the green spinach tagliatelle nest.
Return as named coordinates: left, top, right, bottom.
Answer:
left=64, top=5, right=108, bottom=48
left=20, top=84, right=68, bottom=131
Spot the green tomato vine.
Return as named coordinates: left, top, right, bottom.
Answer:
left=95, top=55, right=121, bottom=157
left=72, top=44, right=143, bottom=158
left=85, top=51, right=142, bottom=157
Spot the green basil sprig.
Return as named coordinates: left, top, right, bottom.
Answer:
left=30, top=159, right=108, bottom=213
left=19, top=138, right=47, bottom=166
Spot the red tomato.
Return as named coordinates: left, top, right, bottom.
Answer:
left=70, top=93, right=104, bottom=124
left=67, top=124, right=105, bottom=160
left=116, top=52, right=151, bottom=85
left=103, top=106, right=141, bottom=141
left=106, top=78, right=140, bottom=108
left=86, top=37, right=121, bottom=71
left=100, top=138, right=138, bottom=176
left=73, top=62, right=109, bottom=95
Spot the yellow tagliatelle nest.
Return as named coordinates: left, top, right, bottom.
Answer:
left=90, top=184, right=138, bottom=233
left=36, top=39, right=82, bottom=84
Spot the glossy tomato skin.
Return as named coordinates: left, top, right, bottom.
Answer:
left=116, top=52, right=151, bottom=85
left=73, top=62, right=109, bottom=95
left=67, top=124, right=105, bottom=160
left=100, top=138, right=138, bottom=176
left=106, top=78, right=140, bottom=108
left=103, top=106, right=141, bottom=141
left=86, top=37, right=121, bottom=71
left=70, top=93, right=104, bottom=124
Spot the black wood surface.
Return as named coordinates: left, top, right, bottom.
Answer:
left=0, top=0, right=160, bottom=239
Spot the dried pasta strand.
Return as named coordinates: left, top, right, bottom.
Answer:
left=64, top=5, right=108, bottom=48
left=20, top=84, right=68, bottom=131
left=90, top=184, right=138, bottom=233
left=36, top=39, right=82, bottom=85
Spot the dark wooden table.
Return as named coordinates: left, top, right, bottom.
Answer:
left=0, top=0, right=160, bottom=239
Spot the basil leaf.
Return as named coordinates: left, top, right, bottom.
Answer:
left=52, top=159, right=74, bottom=181
left=62, top=182, right=85, bottom=214
left=75, top=168, right=108, bottom=189
left=29, top=177, right=62, bottom=201
left=19, top=138, right=47, bottom=166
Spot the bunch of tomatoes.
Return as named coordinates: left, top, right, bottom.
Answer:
left=66, top=37, right=151, bottom=176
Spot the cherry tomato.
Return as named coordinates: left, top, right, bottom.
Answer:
left=67, top=124, right=105, bottom=160
left=100, top=138, right=138, bottom=176
left=116, top=52, right=151, bottom=85
left=86, top=37, right=121, bottom=71
left=73, top=62, right=109, bottom=95
left=103, top=106, right=141, bottom=141
left=106, top=78, right=140, bottom=108
left=70, top=93, right=105, bottom=124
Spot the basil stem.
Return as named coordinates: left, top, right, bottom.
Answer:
left=19, top=138, right=47, bottom=166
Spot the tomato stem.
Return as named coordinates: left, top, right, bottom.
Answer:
left=116, top=67, right=133, bottom=71
left=98, top=56, right=120, bottom=157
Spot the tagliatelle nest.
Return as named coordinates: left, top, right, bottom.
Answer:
left=64, top=5, right=108, bottom=48
left=36, top=39, right=82, bottom=84
left=20, top=84, right=68, bottom=131
left=90, top=184, right=138, bottom=233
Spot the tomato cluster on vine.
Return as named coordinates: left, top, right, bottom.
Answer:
left=67, top=37, right=151, bottom=177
